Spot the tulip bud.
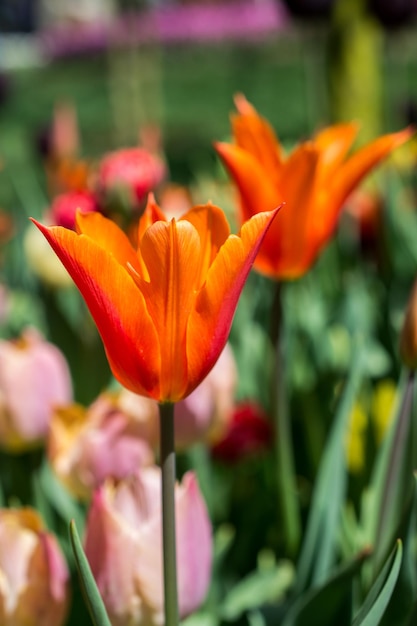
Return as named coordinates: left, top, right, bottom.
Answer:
left=98, top=147, right=166, bottom=211
left=85, top=468, right=212, bottom=625
left=47, top=190, right=98, bottom=230
left=49, top=391, right=157, bottom=500
left=0, top=328, right=72, bottom=452
left=175, top=343, right=237, bottom=448
left=400, top=279, right=417, bottom=370
left=0, top=508, right=69, bottom=626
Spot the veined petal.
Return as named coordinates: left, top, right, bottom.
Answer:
left=180, top=204, right=230, bottom=288
left=136, top=195, right=167, bottom=280
left=32, top=221, right=161, bottom=398
left=214, top=142, right=279, bottom=223
left=76, top=211, right=143, bottom=276
left=232, top=93, right=284, bottom=180
left=130, top=219, right=201, bottom=402
left=185, top=208, right=279, bottom=395
left=330, top=127, right=414, bottom=210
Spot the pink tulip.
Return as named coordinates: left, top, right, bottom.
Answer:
left=98, top=147, right=166, bottom=207
left=49, top=391, right=157, bottom=499
left=175, top=342, right=237, bottom=448
left=0, top=508, right=69, bottom=626
left=85, top=468, right=212, bottom=625
left=47, top=190, right=98, bottom=230
left=0, top=328, right=72, bottom=452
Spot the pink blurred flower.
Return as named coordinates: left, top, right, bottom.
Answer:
left=0, top=329, right=72, bottom=452
left=47, top=190, right=98, bottom=230
left=175, top=342, right=237, bottom=448
left=0, top=508, right=69, bottom=626
left=85, top=468, right=212, bottom=626
left=49, top=391, right=157, bottom=500
left=211, top=402, right=272, bottom=463
left=98, top=147, right=166, bottom=207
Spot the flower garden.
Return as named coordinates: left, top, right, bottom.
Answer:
left=2, top=1, right=417, bottom=625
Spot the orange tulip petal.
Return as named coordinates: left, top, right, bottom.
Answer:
left=330, top=127, right=414, bottom=210
left=214, top=142, right=280, bottom=222
left=179, top=204, right=230, bottom=288
left=129, top=219, right=201, bottom=402
left=261, top=145, right=319, bottom=278
left=231, top=97, right=283, bottom=182
left=313, top=122, right=358, bottom=180
left=76, top=211, right=143, bottom=276
left=32, top=220, right=161, bottom=398
left=135, top=195, right=167, bottom=280
left=185, top=208, right=279, bottom=395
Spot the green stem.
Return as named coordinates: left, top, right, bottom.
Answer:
left=159, top=403, right=179, bottom=626
left=271, top=282, right=301, bottom=555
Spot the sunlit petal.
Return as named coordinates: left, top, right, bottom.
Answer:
left=186, top=208, right=279, bottom=394
left=32, top=221, right=161, bottom=398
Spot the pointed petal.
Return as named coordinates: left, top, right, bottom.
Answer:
left=313, top=122, right=358, bottom=179
left=76, top=211, right=143, bottom=275
left=185, top=208, right=279, bottom=394
left=231, top=94, right=283, bottom=178
left=135, top=195, right=167, bottom=281
left=32, top=220, right=160, bottom=398
left=175, top=472, right=212, bottom=616
left=215, top=142, right=280, bottom=223
left=130, top=220, right=201, bottom=401
left=330, top=127, right=413, bottom=209
left=259, top=145, right=320, bottom=278
left=180, top=204, right=230, bottom=288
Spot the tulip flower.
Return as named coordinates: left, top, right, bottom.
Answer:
left=0, top=508, right=69, bottom=626
left=215, top=94, right=412, bottom=279
left=211, top=401, right=272, bottom=463
left=47, top=190, right=98, bottom=230
left=0, top=328, right=72, bottom=452
left=84, top=468, right=212, bottom=626
left=98, top=147, right=166, bottom=208
left=49, top=391, right=157, bottom=500
left=32, top=198, right=279, bottom=402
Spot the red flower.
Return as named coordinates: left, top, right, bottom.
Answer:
left=211, top=402, right=272, bottom=463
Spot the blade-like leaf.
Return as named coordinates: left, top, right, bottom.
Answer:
left=69, top=519, right=112, bottom=626
left=295, top=342, right=366, bottom=593
left=281, top=549, right=369, bottom=626
left=352, top=540, right=403, bottom=626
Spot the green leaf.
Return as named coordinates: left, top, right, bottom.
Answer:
left=366, top=371, right=416, bottom=571
left=69, top=520, right=112, bottom=626
left=352, top=540, right=403, bottom=626
left=220, top=560, right=294, bottom=620
left=295, top=342, right=366, bottom=593
left=379, top=474, right=417, bottom=626
left=281, top=549, right=369, bottom=626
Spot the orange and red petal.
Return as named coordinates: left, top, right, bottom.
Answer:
left=180, top=204, right=230, bottom=288
left=214, top=142, right=280, bottom=223
left=313, top=122, right=358, bottom=181
left=76, top=211, right=143, bottom=276
left=330, top=127, right=414, bottom=211
left=130, top=219, right=202, bottom=402
left=32, top=220, right=161, bottom=399
left=231, top=100, right=283, bottom=183
left=185, top=208, right=280, bottom=395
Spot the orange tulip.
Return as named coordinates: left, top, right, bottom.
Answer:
left=215, top=94, right=413, bottom=279
left=32, top=198, right=278, bottom=402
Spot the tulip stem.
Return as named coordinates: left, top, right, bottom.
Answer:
left=159, top=402, right=179, bottom=626
left=271, top=282, right=301, bottom=555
